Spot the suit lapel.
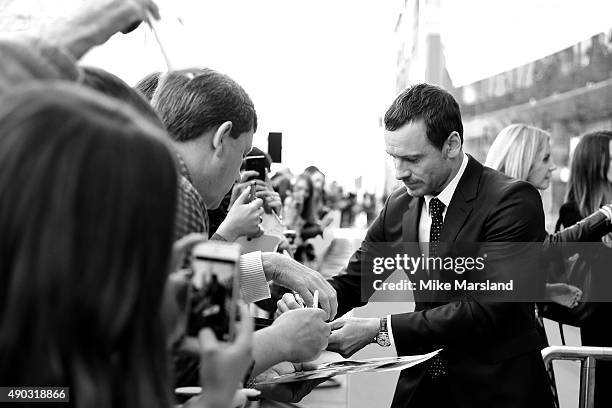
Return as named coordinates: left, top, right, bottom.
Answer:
left=402, top=195, right=422, bottom=243
left=439, top=155, right=481, bottom=243
left=401, top=196, right=428, bottom=288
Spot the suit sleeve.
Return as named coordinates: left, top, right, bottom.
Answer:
left=329, top=193, right=395, bottom=317
left=390, top=182, right=545, bottom=354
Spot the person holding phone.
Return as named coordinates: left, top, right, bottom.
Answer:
left=149, top=68, right=336, bottom=389
left=0, top=84, right=253, bottom=408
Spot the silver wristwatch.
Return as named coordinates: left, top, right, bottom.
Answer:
left=375, top=317, right=391, bottom=347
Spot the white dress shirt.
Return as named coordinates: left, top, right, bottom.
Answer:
left=387, top=153, right=469, bottom=352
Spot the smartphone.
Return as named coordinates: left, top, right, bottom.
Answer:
left=244, top=155, right=267, bottom=181
left=189, top=241, right=241, bottom=341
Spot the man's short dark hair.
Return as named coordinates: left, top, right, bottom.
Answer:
left=384, top=83, right=463, bottom=150
left=134, top=71, right=161, bottom=101
left=152, top=68, right=257, bottom=142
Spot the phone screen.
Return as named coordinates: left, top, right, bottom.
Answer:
left=244, top=156, right=267, bottom=181
left=189, top=242, right=241, bottom=341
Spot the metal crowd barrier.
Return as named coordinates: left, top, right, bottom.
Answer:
left=542, top=346, right=612, bottom=408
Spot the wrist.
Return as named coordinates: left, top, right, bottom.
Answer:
left=216, top=222, right=238, bottom=242
left=372, top=317, right=391, bottom=347
left=255, top=326, right=289, bottom=365
left=367, top=318, right=381, bottom=339
left=261, top=252, right=283, bottom=281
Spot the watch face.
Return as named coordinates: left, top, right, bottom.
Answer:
left=377, top=333, right=391, bottom=347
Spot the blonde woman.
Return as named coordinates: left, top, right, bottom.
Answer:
left=486, top=124, right=579, bottom=306
left=486, top=124, right=556, bottom=190
left=486, top=124, right=612, bottom=408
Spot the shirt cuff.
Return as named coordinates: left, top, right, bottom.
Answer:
left=239, top=251, right=271, bottom=303
left=387, top=315, right=399, bottom=357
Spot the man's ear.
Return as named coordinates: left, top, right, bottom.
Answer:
left=444, top=131, right=462, bottom=158
left=212, top=121, right=233, bottom=150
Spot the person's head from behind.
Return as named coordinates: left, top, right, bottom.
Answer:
left=82, top=66, right=164, bottom=129
left=384, top=83, right=464, bottom=197
left=567, top=130, right=612, bottom=217
left=0, top=83, right=177, bottom=408
left=485, top=124, right=555, bottom=190
left=304, top=165, right=325, bottom=193
left=153, top=68, right=257, bottom=209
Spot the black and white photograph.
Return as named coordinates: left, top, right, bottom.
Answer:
left=1, top=0, right=612, bottom=407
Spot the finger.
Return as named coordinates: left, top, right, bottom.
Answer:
left=309, top=276, right=333, bottom=319
left=234, top=389, right=261, bottom=407
left=296, top=288, right=314, bottom=308
left=281, top=293, right=302, bottom=309
left=198, top=328, right=220, bottom=353
left=235, top=185, right=257, bottom=206
left=253, top=182, right=267, bottom=191
left=231, top=389, right=248, bottom=408
left=277, top=299, right=290, bottom=314
left=318, top=290, right=332, bottom=320
left=255, top=190, right=275, bottom=200
left=329, top=318, right=345, bottom=330
left=240, top=170, right=259, bottom=182
left=178, top=336, right=201, bottom=356
left=317, top=279, right=338, bottom=320
left=249, top=198, right=264, bottom=209
left=300, top=362, right=320, bottom=371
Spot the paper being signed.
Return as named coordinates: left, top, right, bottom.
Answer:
left=253, top=349, right=441, bottom=385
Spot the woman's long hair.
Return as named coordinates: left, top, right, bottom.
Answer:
left=485, top=124, right=550, bottom=181
left=0, top=84, right=177, bottom=408
left=295, top=174, right=316, bottom=224
left=566, top=131, right=612, bottom=218
left=303, top=165, right=326, bottom=215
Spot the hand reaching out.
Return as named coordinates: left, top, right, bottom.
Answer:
left=327, top=317, right=379, bottom=358
left=254, top=362, right=326, bottom=403
left=194, top=303, right=254, bottom=408
left=217, top=186, right=264, bottom=241
left=42, top=0, right=161, bottom=59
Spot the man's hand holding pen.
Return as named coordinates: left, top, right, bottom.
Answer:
left=276, top=291, right=380, bottom=359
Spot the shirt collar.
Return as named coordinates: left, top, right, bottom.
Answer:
left=423, top=152, right=468, bottom=215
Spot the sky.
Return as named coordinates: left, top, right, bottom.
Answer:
left=82, top=0, right=399, bottom=193
left=440, top=0, right=612, bottom=86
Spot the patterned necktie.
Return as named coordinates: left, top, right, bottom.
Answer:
left=429, top=197, right=445, bottom=256
left=426, top=197, right=447, bottom=380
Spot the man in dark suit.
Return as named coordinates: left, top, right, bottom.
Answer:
left=324, top=84, right=555, bottom=408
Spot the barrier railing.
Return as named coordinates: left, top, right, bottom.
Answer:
left=542, top=346, right=612, bottom=408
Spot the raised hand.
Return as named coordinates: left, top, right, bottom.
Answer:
left=217, top=186, right=264, bottom=241
left=261, top=252, right=338, bottom=320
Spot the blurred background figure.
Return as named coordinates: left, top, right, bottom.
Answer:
left=283, top=174, right=320, bottom=267
left=556, top=130, right=612, bottom=408
left=486, top=124, right=612, bottom=408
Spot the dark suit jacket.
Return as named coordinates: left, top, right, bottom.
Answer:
left=329, top=156, right=555, bottom=408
